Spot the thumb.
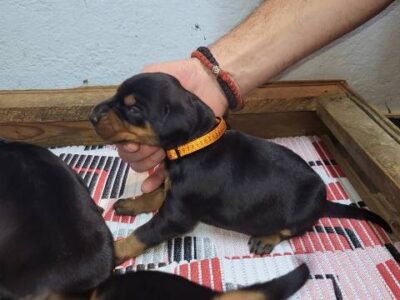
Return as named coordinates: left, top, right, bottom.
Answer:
left=141, top=164, right=165, bottom=193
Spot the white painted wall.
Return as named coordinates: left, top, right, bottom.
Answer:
left=0, top=1, right=399, bottom=111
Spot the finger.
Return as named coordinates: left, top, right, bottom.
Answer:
left=118, top=143, right=140, bottom=153
left=141, top=164, right=165, bottom=193
left=117, top=144, right=160, bottom=164
left=129, top=148, right=165, bottom=172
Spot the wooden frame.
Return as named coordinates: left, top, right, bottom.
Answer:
left=1, top=80, right=399, bottom=239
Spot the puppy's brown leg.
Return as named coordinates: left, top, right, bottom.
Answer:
left=114, top=193, right=196, bottom=264
left=213, top=291, right=266, bottom=300
left=114, top=234, right=148, bottom=265
left=249, top=229, right=293, bottom=255
left=113, top=187, right=165, bottom=216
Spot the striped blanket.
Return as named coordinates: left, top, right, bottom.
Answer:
left=50, top=136, right=400, bottom=299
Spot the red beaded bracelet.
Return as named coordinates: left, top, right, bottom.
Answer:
left=191, top=47, right=243, bottom=111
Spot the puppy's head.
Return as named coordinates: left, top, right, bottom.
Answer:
left=90, top=73, right=216, bottom=149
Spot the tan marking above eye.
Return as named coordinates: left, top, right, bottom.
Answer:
left=123, top=94, right=136, bottom=106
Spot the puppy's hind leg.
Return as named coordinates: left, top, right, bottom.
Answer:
left=249, top=229, right=293, bottom=255
left=114, top=194, right=196, bottom=265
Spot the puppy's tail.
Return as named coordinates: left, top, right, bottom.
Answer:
left=324, top=201, right=392, bottom=233
left=220, top=263, right=309, bottom=300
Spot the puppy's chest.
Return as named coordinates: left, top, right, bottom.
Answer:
left=166, top=161, right=206, bottom=186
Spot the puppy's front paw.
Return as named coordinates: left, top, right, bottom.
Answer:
left=248, top=229, right=292, bottom=255
left=248, top=236, right=276, bottom=255
left=114, top=234, right=147, bottom=265
left=114, top=246, right=128, bottom=266
left=113, top=198, right=137, bottom=216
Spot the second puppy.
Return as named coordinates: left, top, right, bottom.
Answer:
left=93, top=263, right=309, bottom=300
left=0, top=141, right=114, bottom=298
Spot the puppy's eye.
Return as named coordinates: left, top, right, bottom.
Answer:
left=128, top=105, right=140, bottom=113
left=126, top=105, right=141, bottom=117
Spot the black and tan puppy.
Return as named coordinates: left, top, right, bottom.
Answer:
left=93, top=263, right=309, bottom=300
left=90, top=73, right=392, bottom=263
left=0, top=142, right=114, bottom=298
left=2, top=263, right=308, bottom=300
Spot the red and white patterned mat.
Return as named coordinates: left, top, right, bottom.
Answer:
left=50, top=136, right=400, bottom=299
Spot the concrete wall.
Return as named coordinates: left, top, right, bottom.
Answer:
left=0, top=0, right=399, bottom=112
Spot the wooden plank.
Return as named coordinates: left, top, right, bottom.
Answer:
left=0, top=80, right=343, bottom=145
left=0, top=86, right=115, bottom=122
left=229, top=111, right=327, bottom=139
left=322, top=135, right=400, bottom=240
left=386, top=113, right=400, bottom=118
left=237, top=80, right=346, bottom=114
left=0, top=85, right=116, bottom=107
left=0, top=121, right=101, bottom=147
left=0, top=111, right=326, bottom=146
left=317, top=95, right=400, bottom=236
left=0, top=80, right=346, bottom=123
left=339, top=83, right=400, bottom=144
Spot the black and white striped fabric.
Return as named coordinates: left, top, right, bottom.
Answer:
left=49, top=136, right=400, bottom=299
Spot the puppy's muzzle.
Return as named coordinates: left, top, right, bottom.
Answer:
left=89, top=101, right=112, bottom=125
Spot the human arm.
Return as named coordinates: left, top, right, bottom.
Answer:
left=209, top=0, right=393, bottom=96
left=120, top=0, right=393, bottom=193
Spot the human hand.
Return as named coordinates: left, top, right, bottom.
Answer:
left=117, top=143, right=166, bottom=193
left=117, top=58, right=228, bottom=193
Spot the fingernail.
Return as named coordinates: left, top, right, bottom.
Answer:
left=123, top=143, right=139, bottom=152
left=141, top=182, right=152, bottom=193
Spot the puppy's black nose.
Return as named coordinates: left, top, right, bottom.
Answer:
left=89, top=101, right=111, bottom=125
left=89, top=113, right=99, bottom=124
